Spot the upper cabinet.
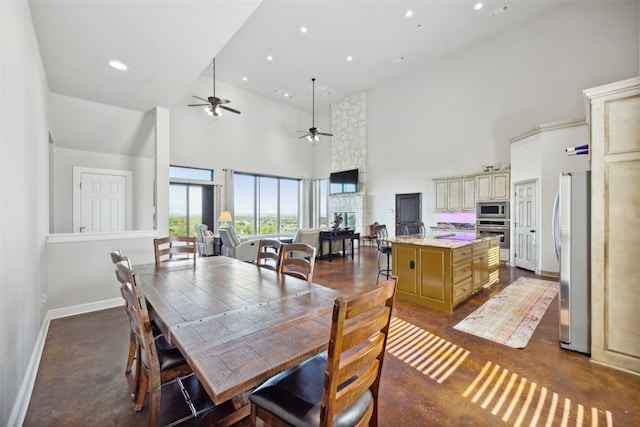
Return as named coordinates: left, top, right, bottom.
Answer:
left=434, top=176, right=476, bottom=212
left=475, top=171, right=510, bottom=201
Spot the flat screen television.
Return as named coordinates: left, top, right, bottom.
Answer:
left=330, top=168, right=359, bottom=195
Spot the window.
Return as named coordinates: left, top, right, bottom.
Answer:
left=314, top=179, right=329, bottom=228
left=169, top=166, right=214, bottom=236
left=234, top=172, right=300, bottom=236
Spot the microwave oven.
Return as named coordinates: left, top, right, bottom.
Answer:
left=476, top=201, right=509, bottom=219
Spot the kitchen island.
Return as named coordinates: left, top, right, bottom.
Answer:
left=387, top=233, right=500, bottom=312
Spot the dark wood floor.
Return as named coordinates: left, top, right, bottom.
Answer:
left=25, top=246, right=639, bottom=426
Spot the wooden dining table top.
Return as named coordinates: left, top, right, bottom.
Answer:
left=135, top=256, right=343, bottom=405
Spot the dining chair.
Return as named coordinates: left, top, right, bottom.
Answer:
left=374, top=224, right=392, bottom=284
left=415, top=221, right=426, bottom=235
left=110, top=251, right=137, bottom=382
left=396, top=223, right=410, bottom=236
left=116, top=260, right=192, bottom=425
left=256, top=238, right=283, bottom=272
left=249, top=277, right=398, bottom=427
left=154, top=236, right=197, bottom=266
left=280, top=243, right=317, bottom=283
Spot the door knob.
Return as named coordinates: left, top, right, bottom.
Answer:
left=530, top=229, right=535, bottom=233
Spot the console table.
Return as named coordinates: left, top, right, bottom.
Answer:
left=319, top=229, right=356, bottom=262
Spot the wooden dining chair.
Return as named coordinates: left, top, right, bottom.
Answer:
left=116, top=261, right=192, bottom=426
left=110, top=251, right=138, bottom=380
left=280, top=243, right=316, bottom=283
left=256, top=238, right=283, bottom=272
left=249, top=277, right=398, bottom=427
left=154, top=236, right=197, bottom=266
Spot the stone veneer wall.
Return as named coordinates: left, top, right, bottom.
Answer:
left=330, top=91, right=367, bottom=234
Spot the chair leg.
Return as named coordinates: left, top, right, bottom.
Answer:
left=126, top=331, right=136, bottom=374
left=250, top=402, right=257, bottom=427
left=135, top=371, right=148, bottom=412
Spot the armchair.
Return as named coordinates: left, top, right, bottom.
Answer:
left=218, top=226, right=260, bottom=262
left=194, top=224, right=215, bottom=256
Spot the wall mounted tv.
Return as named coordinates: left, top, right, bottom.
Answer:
left=330, top=168, right=359, bottom=195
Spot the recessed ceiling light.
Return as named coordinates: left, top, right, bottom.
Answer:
left=266, top=55, right=273, bottom=61
left=108, top=60, right=128, bottom=71
left=346, top=55, right=353, bottom=61
left=392, top=56, right=405, bottom=64
left=474, top=2, right=483, bottom=11
left=300, top=26, right=307, bottom=33
left=405, top=10, right=413, bottom=18
left=242, top=76, right=248, bottom=81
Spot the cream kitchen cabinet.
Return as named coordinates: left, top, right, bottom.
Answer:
left=434, top=176, right=475, bottom=212
left=585, top=77, right=640, bottom=374
left=475, top=171, right=510, bottom=201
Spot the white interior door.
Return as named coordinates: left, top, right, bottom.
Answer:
left=73, top=167, right=130, bottom=232
left=514, top=181, right=537, bottom=271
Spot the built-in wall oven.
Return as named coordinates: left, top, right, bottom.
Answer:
left=476, top=220, right=510, bottom=249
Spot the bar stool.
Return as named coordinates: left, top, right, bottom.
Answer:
left=374, top=224, right=392, bottom=284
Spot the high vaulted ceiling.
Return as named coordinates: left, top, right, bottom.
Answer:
left=30, top=0, right=569, bottom=114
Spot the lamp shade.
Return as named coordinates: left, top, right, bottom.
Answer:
left=219, top=211, right=233, bottom=223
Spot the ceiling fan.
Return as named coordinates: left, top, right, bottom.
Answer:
left=298, top=78, right=332, bottom=142
left=188, top=58, right=240, bottom=118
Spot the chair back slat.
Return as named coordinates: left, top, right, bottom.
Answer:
left=280, top=243, right=316, bottom=283
left=256, top=238, right=283, bottom=271
left=320, top=277, right=397, bottom=427
left=154, top=236, right=197, bottom=266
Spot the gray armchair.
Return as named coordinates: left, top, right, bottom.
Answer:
left=218, top=226, right=260, bottom=262
left=195, top=224, right=215, bottom=256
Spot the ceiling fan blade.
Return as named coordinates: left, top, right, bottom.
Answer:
left=318, top=132, right=333, bottom=136
left=192, top=95, right=209, bottom=102
left=217, top=99, right=231, bottom=104
left=219, top=105, right=241, bottom=114
left=188, top=103, right=209, bottom=107
left=298, top=134, right=311, bottom=139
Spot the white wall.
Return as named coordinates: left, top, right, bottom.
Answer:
left=170, top=77, right=316, bottom=180
left=51, top=147, right=155, bottom=233
left=511, top=121, right=590, bottom=275
left=364, top=1, right=638, bottom=230
left=0, top=1, right=50, bottom=423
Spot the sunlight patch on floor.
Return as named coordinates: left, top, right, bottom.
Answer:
left=387, top=317, right=469, bottom=383
left=463, top=361, right=613, bottom=427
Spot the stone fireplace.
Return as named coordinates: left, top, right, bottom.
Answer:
left=329, top=91, right=367, bottom=234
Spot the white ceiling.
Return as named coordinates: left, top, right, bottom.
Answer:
left=30, top=0, right=570, bottom=115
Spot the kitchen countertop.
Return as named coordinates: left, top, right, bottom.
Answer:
left=385, top=233, right=497, bottom=249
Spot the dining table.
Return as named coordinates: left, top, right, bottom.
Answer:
left=134, top=256, right=344, bottom=425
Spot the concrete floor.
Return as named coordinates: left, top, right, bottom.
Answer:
left=24, top=246, right=640, bottom=426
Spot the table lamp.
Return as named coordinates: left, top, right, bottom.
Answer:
left=219, top=211, right=233, bottom=227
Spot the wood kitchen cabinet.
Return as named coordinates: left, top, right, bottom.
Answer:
left=391, top=236, right=499, bottom=312
left=475, top=171, right=510, bottom=201
left=472, top=241, right=490, bottom=292
left=585, top=77, right=640, bottom=374
left=434, top=176, right=475, bottom=212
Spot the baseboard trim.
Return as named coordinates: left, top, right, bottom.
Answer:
left=48, top=297, right=123, bottom=320
left=6, top=311, right=51, bottom=427
left=8, top=297, right=123, bottom=426
left=539, top=270, right=559, bottom=279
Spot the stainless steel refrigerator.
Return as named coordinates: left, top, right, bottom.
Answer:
left=553, top=171, right=591, bottom=354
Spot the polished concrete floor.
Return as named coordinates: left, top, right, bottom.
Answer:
left=25, top=246, right=639, bottom=426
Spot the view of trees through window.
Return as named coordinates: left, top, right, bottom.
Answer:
left=168, top=166, right=214, bottom=236
left=234, top=173, right=300, bottom=235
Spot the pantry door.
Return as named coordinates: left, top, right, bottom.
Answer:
left=514, top=180, right=537, bottom=271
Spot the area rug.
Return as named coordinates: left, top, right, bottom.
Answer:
left=453, top=277, right=558, bottom=348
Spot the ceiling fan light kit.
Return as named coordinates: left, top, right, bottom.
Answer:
left=297, top=78, right=332, bottom=142
left=188, top=57, right=241, bottom=119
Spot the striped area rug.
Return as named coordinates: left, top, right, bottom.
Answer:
left=453, top=277, right=558, bottom=348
